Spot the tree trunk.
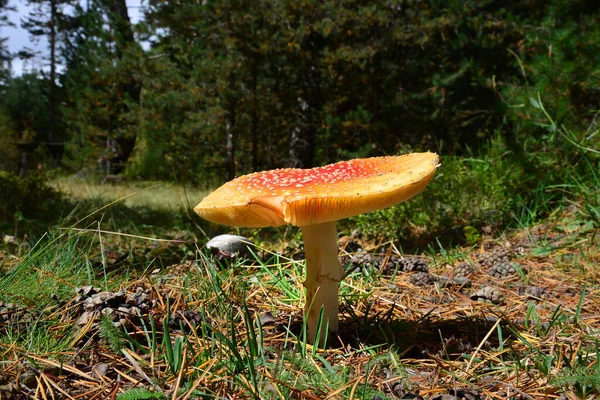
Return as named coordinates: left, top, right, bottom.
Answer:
left=101, top=0, right=141, bottom=174
left=225, top=108, right=236, bottom=181
left=48, top=0, right=56, bottom=145
left=251, top=54, right=259, bottom=172
left=288, top=33, right=323, bottom=169
left=288, top=96, right=315, bottom=169
left=225, top=73, right=237, bottom=181
left=47, top=0, right=62, bottom=166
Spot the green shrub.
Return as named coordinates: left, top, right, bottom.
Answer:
left=348, top=149, right=529, bottom=242
left=116, top=388, right=166, bottom=400
left=0, top=171, right=62, bottom=224
left=501, top=1, right=600, bottom=148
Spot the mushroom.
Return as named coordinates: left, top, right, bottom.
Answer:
left=194, top=152, right=440, bottom=343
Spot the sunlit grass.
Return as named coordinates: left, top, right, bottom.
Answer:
left=51, top=176, right=208, bottom=212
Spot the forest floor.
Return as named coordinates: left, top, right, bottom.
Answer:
left=0, top=178, right=599, bottom=399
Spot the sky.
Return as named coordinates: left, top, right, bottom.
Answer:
left=2, top=0, right=144, bottom=76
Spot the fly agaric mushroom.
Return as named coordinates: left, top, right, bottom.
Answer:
left=194, top=152, right=439, bottom=342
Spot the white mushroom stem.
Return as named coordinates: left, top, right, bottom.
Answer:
left=301, top=221, right=345, bottom=343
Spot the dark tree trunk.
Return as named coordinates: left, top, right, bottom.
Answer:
left=288, top=33, right=323, bottom=169
left=251, top=54, right=259, bottom=172
left=48, top=0, right=56, bottom=145
left=225, top=73, right=237, bottom=181
left=225, top=108, right=236, bottom=181
left=100, top=0, right=141, bottom=174
left=288, top=96, right=316, bottom=169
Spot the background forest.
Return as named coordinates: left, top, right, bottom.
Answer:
left=0, top=0, right=597, bottom=179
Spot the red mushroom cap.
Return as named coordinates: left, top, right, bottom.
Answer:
left=194, top=152, right=440, bottom=228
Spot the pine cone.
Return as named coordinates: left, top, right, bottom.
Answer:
left=476, top=247, right=510, bottom=268
left=382, top=256, right=429, bottom=275
left=409, top=271, right=436, bottom=286
left=169, top=310, right=204, bottom=329
left=487, top=262, right=525, bottom=278
left=454, top=262, right=475, bottom=278
left=0, top=302, right=31, bottom=323
left=516, top=285, right=548, bottom=299
left=346, top=252, right=379, bottom=274
left=470, top=286, right=504, bottom=304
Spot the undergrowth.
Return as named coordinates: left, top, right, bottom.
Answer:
left=349, top=99, right=599, bottom=250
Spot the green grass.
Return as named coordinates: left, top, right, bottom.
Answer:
left=0, top=231, right=101, bottom=303
left=51, top=177, right=208, bottom=213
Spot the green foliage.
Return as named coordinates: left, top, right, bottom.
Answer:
left=348, top=139, right=531, bottom=242
left=137, top=0, right=521, bottom=180
left=60, top=0, right=142, bottom=174
left=501, top=1, right=600, bottom=146
left=116, top=388, right=166, bottom=400
left=1, top=0, right=596, bottom=188
left=463, top=226, right=480, bottom=246
left=0, top=171, right=61, bottom=224
left=99, top=314, right=125, bottom=353
left=162, top=322, right=187, bottom=376
left=0, top=74, right=59, bottom=172
left=0, top=232, right=95, bottom=304
left=0, top=107, right=20, bottom=171
left=1, top=74, right=51, bottom=143
left=0, top=316, right=73, bottom=355
left=553, top=342, right=600, bottom=398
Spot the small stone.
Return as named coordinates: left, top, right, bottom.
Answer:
left=76, top=285, right=100, bottom=297
left=89, top=290, right=127, bottom=307
left=91, top=363, right=109, bottom=379
left=127, top=290, right=150, bottom=307
left=20, top=370, right=37, bottom=389
left=437, top=275, right=471, bottom=288
left=259, top=311, right=275, bottom=326
left=169, top=310, right=204, bottom=329
left=2, top=234, right=18, bottom=245
left=517, top=285, right=548, bottom=299
left=83, top=299, right=96, bottom=312
left=102, top=308, right=115, bottom=318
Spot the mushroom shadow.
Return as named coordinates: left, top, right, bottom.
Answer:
left=335, top=302, right=509, bottom=358
left=275, top=302, right=508, bottom=355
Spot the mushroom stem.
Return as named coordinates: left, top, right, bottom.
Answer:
left=301, top=221, right=345, bottom=343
